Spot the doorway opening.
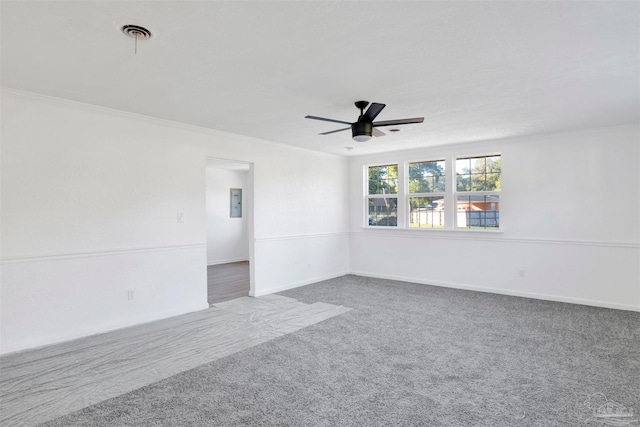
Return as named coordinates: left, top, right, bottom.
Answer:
left=205, top=158, right=254, bottom=305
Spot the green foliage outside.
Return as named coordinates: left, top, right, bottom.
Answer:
left=408, top=161, right=445, bottom=194
left=456, top=156, right=501, bottom=191
left=368, top=165, right=398, bottom=194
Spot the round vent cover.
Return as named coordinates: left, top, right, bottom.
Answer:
left=121, top=25, right=152, bottom=39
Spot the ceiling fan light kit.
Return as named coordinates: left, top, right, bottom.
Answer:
left=352, top=122, right=373, bottom=142
left=305, top=101, right=424, bottom=142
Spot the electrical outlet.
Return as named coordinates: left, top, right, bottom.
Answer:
left=127, top=290, right=135, bottom=300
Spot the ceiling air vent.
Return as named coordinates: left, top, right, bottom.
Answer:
left=121, top=25, right=152, bottom=40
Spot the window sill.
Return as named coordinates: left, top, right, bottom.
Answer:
left=364, top=226, right=503, bottom=234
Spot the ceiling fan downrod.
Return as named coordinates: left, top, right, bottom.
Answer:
left=355, top=100, right=370, bottom=121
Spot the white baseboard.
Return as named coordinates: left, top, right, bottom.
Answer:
left=252, top=271, right=350, bottom=297
left=349, top=271, right=640, bottom=312
left=207, top=258, right=249, bottom=266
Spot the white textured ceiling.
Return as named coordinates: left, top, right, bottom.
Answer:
left=2, top=1, right=638, bottom=156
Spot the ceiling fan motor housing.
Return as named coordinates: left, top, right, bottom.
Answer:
left=352, top=122, right=372, bottom=141
left=305, top=100, right=423, bottom=140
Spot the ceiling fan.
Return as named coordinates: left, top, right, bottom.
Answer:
left=305, top=101, right=424, bottom=142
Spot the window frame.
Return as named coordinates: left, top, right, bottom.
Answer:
left=406, top=159, right=446, bottom=229
left=454, top=153, right=501, bottom=230
left=365, top=163, right=400, bottom=228
left=362, top=153, right=502, bottom=232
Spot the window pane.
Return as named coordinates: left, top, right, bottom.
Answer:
left=408, top=160, right=445, bottom=193
left=485, top=156, right=501, bottom=190
left=456, top=194, right=500, bottom=229
left=368, top=165, right=398, bottom=195
left=470, top=157, right=485, bottom=173
left=485, top=172, right=501, bottom=191
left=368, top=198, right=398, bottom=226
left=486, top=156, right=501, bottom=173
left=456, top=173, right=470, bottom=191
left=456, top=155, right=501, bottom=192
left=470, top=173, right=487, bottom=191
left=409, top=197, right=444, bottom=228
left=456, top=158, right=471, bottom=175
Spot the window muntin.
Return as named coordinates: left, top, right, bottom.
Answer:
left=456, top=155, right=501, bottom=191
left=363, top=154, right=501, bottom=231
left=368, top=164, right=398, bottom=195
left=456, top=195, right=500, bottom=229
left=455, top=155, right=501, bottom=229
left=409, top=196, right=444, bottom=228
left=367, top=164, right=398, bottom=227
left=368, top=198, right=398, bottom=226
left=408, top=160, right=445, bottom=228
left=408, top=160, right=445, bottom=193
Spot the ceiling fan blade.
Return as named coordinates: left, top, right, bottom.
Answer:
left=305, top=115, right=352, bottom=126
left=361, top=103, right=386, bottom=123
left=373, top=117, right=424, bottom=127
left=319, top=127, right=351, bottom=135
left=372, top=127, right=386, bottom=137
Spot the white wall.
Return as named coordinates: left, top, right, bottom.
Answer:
left=349, top=125, right=640, bottom=311
left=206, top=165, right=249, bottom=265
left=0, top=89, right=350, bottom=354
left=3, top=87, right=636, bottom=355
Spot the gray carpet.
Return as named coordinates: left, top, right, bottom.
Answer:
left=42, top=275, right=640, bottom=426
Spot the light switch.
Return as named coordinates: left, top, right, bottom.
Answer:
left=177, top=212, right=184, bottom=223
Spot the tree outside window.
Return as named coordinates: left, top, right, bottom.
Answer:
left=408, top=160, right=445, bottom=228
left=368, top=164, right=398, bottom=226
left=455, top=155, right=501, bottom=229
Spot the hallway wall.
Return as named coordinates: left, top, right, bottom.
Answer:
left=206, top=163, right=249, bottom=265
left=0, top=89, right=350, bottom=354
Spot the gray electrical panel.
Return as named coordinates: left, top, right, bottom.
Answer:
left=230, top=188, right=242, bottom=218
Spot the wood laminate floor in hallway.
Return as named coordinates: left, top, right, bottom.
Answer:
left=208, top=261, right=250, bottom=305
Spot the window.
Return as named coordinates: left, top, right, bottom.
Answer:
left=455, top=155, right=501, bottom=229
left=363, top=154, right=501, bottom=231
left=408, top=160, right=445, bottom=228
left=367, top=164, right=398, bottom=227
